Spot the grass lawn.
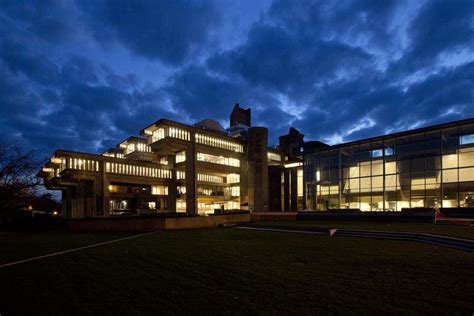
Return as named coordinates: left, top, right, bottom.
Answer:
left=248, top=220, right=474, bottom=239
left=0, top=228, right=473, bottom=315
left=0, top=231, right=132, bottom=265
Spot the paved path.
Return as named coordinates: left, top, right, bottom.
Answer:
left=236, top=225, right=474, bottom=252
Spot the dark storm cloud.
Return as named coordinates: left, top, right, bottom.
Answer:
left=164, top=64, right=290, bottom=126
left=0, top=37, right=60, bottom=85
left=0, top=0, right=77, bottom=43
left=0, top=0, right=473, bottom=156
left=208, top=24, right=373, bottom=97
left=392, top=0, right=474, bottom=73
left=80, top=0, right=220, bottom=65
left=268, top=0, right=400, bottom=49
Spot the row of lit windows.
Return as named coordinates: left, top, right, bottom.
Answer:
left=197, top=201, right=240, bottom=215
left=169, top=127, right=191, bottom=141
left=152, top=128, right=165, bottom=143
left=177, top=171, right=186, bottom=180
left=103, top=152, right=124, bottom=159
left=151, top=126, right=191, bottom=143
left=309, top=186, right=474, bottom=211
left=196, top=152, right=240, bottom=167
left=176, top=151, right=186, bottom=163
left=195, top=133, right=243, bottom=153
left=319, top=166, right=474, bottom=185
left=227, top=173, right=240, bottom=184
left=316, top=168, right=474, bottom=195
left=196, top=184, right=241, bottom=197
left=315, top=151, right=474, bottom=180
left=151, top=185, right=168, bottom=195
left=229, top=186, right=240, bottom=197
left=125, top=143, right=151, bottom=154
left=69, top=158, right=99, bottom=171
left=198, top=173, right=224, bottom=183
left=105, top=162, right=171, bottom=178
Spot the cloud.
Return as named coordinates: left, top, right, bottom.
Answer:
left=389, top=0, right=474, bottom=75
left=0, top=0, right=473, bottom=157
left=80, top=0, right=220, bottom=65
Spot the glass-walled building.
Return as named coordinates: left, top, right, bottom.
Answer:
left=304, top=119, right=474, bottom=211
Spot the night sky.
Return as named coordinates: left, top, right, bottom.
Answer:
left=1, top=0, right=474, bottom=155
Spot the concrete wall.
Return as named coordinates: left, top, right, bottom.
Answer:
left=165, top=214, right=250, bottom=230
left=66, top=213, right=251, bottom=232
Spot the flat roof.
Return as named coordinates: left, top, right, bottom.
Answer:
left=303, top=117, right=474, bottom=154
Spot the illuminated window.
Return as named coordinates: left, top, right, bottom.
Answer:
left=197, top=173, right=224, bottom=183
left=297, top=168, right=303, bottom=197
left=152, top=185, right=168, bottom=195
left=105, top=162, right=171, bottom=178
left=230, top=186, right=240, bottom=197
left=197, top=152, right=240, bottom=167
left=176, top=151, right=186, bottom=163
left=227, top=173, right=240, bottom=184
left=152, top=128, right=165, bottom=143
left=195, top=133, right=243, bottom=153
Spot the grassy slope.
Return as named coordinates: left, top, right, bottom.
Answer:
left=0, top=231, right=131, bottom=264
left=0, top=228, right=473, bottom=315
left=249, top=220, right=474, bottom=239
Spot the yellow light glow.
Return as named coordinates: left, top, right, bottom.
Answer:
left=284, top=162, right=303, bottom=168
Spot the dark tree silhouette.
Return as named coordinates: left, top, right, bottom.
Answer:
left=0, top=143, right=44, bottom=211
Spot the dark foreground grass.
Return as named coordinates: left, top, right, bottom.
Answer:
left=250, top=220, right=474, bottom=239
left=0, top=231, right=132, bottom=265
left=0, top=228, right=473, bottom=315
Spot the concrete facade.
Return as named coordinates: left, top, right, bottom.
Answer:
left=40, top=105, right=304, bottom=218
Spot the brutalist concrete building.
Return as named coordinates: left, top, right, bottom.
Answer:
left=40, top=104, right=304, bottom=218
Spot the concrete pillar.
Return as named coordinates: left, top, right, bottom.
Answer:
left=239, top=158, right=249, bottom=210
left=185, top=134, right=197, bottom=215
left=98, top=161, right=110, bottom=216
left=248, top=127, right=269, bottom=212
left=283, top=169, right=290, bottom=211
left=290, top=168, right=298, bottom=212
left=167, top=155, right=177, bottom=213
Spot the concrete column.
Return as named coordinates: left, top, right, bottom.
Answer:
left=167, top=155, right=177, bottom=213
left=290, top=168, right=298, bottom=211
left=239, top=158, right=249, bottom=210
left=185, top=134, right=197, bottom=215
left=248, top=127, right=269, bottom=212
left=99, top=161, right=110, bottom=216
left=283, top=169, right=290, bottom=211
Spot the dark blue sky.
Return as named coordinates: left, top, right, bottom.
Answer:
left=1, top=0, right=473, bottom=155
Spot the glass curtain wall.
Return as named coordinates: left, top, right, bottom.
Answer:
left=304, top=122, right=474, bottom=211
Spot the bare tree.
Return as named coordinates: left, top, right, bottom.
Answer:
left=0, top=142, right=44, bottom=211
